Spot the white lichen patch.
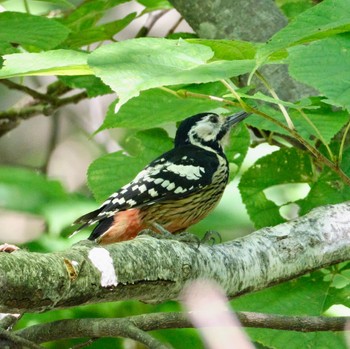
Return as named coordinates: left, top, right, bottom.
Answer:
left=88, top=248, right=118, bottom=287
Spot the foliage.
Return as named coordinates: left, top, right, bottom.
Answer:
left=0, top=0, right=350, bottom=348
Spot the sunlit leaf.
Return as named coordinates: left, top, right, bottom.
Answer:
left=88, top=38, right=255, bottom=108
left=0, top=50, right=92, bottom=79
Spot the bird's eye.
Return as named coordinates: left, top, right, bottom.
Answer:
left=209, top=115, right=218, bottom=123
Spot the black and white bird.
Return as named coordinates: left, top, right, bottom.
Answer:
left=73, top=111, right=249, bottom=244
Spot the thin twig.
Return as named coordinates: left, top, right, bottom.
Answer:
left=0, top=90, right=88, bottom=136
left=70, top=338, right=98, bottom=349
left=0, top=79, right=57, bottom=103
left=299, top=109, right=334, bottom=161
left=167, top=15, right=184, bottom=36
left=121, top=322, right=168, bottom=349
left=41, top=112, right=60, bottom=174
left=136, top=10, right=169, bottom=38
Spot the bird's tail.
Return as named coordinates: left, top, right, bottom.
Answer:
left=69, top=208, right=102, bottom=238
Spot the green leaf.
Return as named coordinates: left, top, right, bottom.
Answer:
left=0, top=50, right=92, bottom=79
left=137, top=0, right=172, bottom=12
left=64, top=13, right=137, bottom=48
left=60, top=0, right=129, bottom=32
left=232, top=272, right=347, bottom=349
left=278, top=0, right=314, bottom=20
left=101, top=88, right=227, bottom=130
left=257, top=0, right=350, bottom=63
left=288, top=35, right=350, bottom=111
left=88, top=129, right=173, bottom=202
left=88, top=38, right=255, bottom=108
left=239, top=148, right=313, bottom=229
left=187, top=39, right=257, bottom=60
left=59, top=75, right=112, bottom=97
left=0, top=41, right=19, bottom=55
left=0, top=167, right=68, bottom=214
left=298, top=147, right=350, bottom=216
left=0, top=11, right=70, bottom=50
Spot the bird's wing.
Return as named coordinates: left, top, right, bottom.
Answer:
left=74, top=145, right=221, bottom=227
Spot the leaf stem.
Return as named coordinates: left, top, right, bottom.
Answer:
left=338, top=118, right=350, bottom=166
left=255, top=71, right=295, bottom=129
left=298, top=109, right=334, bottom=161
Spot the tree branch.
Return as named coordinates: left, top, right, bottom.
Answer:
left=0, top=79, right=56, bottom=103
left=0, top=203, right=349, bottom=313
left=14, top=311, right=350, bottom=345
left=0, top=81, right=88, bottom=136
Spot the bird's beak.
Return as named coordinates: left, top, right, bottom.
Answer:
left=224, top=111, right=250, bottom=129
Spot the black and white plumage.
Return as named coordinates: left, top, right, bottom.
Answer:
left=73, top=111, right=249, bottom=244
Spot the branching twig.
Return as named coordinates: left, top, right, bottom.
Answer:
left=0, top=328, right=43, bottom=349
left=136, top=10, right=169, bottom=38
left=0, top=79, right=56, bottom=103
left=167, top=87, right=350, bottom=186
left=0, top=84, right=88, bottom=136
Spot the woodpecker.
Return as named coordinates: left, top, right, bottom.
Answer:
left=73, top=111, right=249, bottom=244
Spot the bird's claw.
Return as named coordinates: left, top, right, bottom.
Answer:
left=201, top=231, right=222, bottom=245
left=138, top=223, right=201, bottom=248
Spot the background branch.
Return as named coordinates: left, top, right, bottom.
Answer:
left=0, top=81, right=88, bottom=136
left=15, top=311, right=350, bottom=345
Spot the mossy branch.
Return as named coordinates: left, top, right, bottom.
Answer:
left=0, top=203, right=350, bottom=314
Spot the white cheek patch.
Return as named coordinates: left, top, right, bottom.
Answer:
left=88, top=247, right=118, bottom=287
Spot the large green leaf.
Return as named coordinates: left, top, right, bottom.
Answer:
left=0, top=50, right=92, bottom=79
left=256, top=0, right=350, bottom=64
left=88, top=129, right=173, bottom=202
left=232, top=272, right=347, bottom=349
left=288, top=35, right=350, bottom=111
left=239, top=148, right=313, bottom=229
left=0, top=11, right=70, bottom=50
left=101, top=87, right=227, bottom=130
left=88, top=38, right=255, bottom=108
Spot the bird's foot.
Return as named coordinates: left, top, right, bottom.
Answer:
left=139, top=223, right=201, bottom=248
left=0, top=243, right=20, bottom=253
left=201, top=231, right=222, bottom=245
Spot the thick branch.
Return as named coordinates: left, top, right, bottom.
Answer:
left=0, top=203, right=349, bottom=313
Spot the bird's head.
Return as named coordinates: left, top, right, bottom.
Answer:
left=175, top=111, right=249, bottom=152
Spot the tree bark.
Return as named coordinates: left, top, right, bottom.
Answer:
left=0, top=202, right=349, bottom=314
left=169, top=0, right=316, bottom=101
